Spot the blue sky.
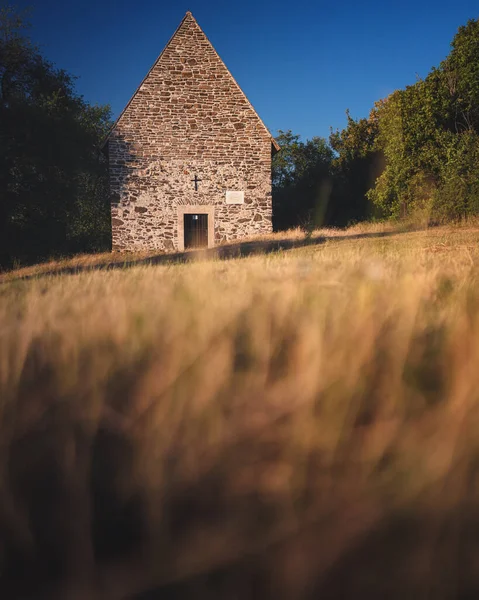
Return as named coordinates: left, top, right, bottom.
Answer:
left=15, top=0, right=479, bottom=140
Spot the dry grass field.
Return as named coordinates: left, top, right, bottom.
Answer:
left=2, top=222, right=479, bottom=599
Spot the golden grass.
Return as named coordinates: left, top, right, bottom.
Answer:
left=2, top=222, right=479, bottom=598
left=0, top=218, right=404, bottom=282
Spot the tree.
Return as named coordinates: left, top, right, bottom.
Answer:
left=272, top=130, right=334, bottom=230
left=0, top=5, right=112, bottom=268
left=443, top=18, right=479, bottom=135
left=329, top=108, right=383, bottom=225
left=368, top=18, right=479, bottom=221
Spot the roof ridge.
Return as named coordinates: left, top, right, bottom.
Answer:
left=101, top=12, right=279, bottom=152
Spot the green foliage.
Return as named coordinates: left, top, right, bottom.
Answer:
left=272, top=112, right=383, bottom=231
left=329, top=108, right=383, bottom=225
left=0, top=6, right=112, bottom=268
left=445, top=19, right=479, bottom=134
left=272, top=130, right=334, bottom=230
left=432, top=129, right=479, bottom=220
left=368, top=18, right=479, bottom=221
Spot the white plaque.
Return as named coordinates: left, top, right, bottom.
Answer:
left=225, top=190, right=244, bottom=204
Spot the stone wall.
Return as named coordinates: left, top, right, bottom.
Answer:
left=107, top=12, right=275, bottom=252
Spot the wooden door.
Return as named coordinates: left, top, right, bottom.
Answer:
left=183, top=214, right=208, bottom=249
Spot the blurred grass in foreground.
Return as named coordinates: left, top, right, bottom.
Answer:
left=1, top=224, right=479, bottom=598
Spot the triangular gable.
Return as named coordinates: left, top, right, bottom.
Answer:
left=102, top=12, right=280, bottom=153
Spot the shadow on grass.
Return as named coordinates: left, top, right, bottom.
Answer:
left=4, top=229, right=407, bottom=284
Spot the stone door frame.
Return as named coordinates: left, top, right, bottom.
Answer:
left=177, top=205, right=215, bottom=251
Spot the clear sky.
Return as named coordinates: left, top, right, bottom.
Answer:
left=15, top=0, right=479, bottom=141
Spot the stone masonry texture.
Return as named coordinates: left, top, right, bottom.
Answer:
left=105, top=11, right=278, bottom=252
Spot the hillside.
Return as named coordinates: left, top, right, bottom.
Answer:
left=2, top=222, right=479, bottom=598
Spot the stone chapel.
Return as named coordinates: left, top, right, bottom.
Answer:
left=103, top=11, right=279, bottom=252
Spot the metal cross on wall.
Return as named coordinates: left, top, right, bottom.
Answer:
left=191, top=174, right=202, bottom=191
